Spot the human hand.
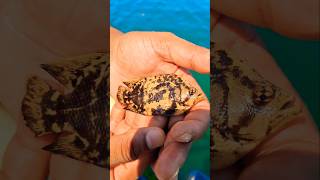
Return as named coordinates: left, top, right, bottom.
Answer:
left=0, top=1, right=108, bottom=179
left=211, top=7, right=319, bottom=180
left=110, top=27, right=210, bottom=179
left=109, top=101, right=166, bottom=180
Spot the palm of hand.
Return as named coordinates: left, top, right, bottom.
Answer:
left=110, top=31, right=210, bottom=179
left=110, top=32, right=187, bottom=97
left=110, top=32, right=188, bottom=178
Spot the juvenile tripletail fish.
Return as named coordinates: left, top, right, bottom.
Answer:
left=22, top=53, right=109, bottom=168
left=210, top=42, right=301, bottom=170
left=117, top=74, right=204, bottom=116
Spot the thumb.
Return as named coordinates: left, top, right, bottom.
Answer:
left=110, top=127, right=165, bottom=167
left=154, top=32, right=210, bottom=74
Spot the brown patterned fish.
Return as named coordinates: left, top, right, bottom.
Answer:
left=22, top=53, right=109, bottom=168
left=117, top=74, right=204, bottom=116
left=210, top=42, right=301, bottom=170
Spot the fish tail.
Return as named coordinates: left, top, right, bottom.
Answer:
left=22, top=76, right=65, bottom=136
left=43, top=133, right=106, bottom=168
left=117, top=86, right=129, bottom=106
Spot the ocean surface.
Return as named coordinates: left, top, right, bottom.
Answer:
left=110, top=0, right=319, bottom=179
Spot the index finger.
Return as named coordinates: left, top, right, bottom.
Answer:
left=152, top=69, right=210, bottom=179
left=167, top=68, right=210, bottom=142
left=168, top=101, right=210, bottom=143
left=155, top=32, right=210, bottom=74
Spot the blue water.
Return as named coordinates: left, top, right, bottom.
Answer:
left=111, top=0, right=210, bottom=48
left=110, top=0, right=210, bottom=179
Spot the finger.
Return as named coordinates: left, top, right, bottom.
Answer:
left=154, top=32, right=210, bottom=74
left=125, top=111, right=168, bottom=129
left=239, top=149, right=319, bottom=180
left=153, top=98, right=209, bottom=180
left=1, top=137, right=50, bottom=180
left=168, top=68, right=210, bottom=142
left=0, top=117, right=53, bottom=180
left=110, top=103, right=125, bottom=122
left=112, top=110, right=168, bottom=136
left=148, top=116, right=168, bottom=128
left=112, top=151, right=154, bottom=180
left=110, top=127, right=165, bottom=167
left=49, top=155, right=106, bottom=180
left=153, top=142, right=192, bottom=180
left=212, top=0, right=319, bottom=39
left=168, top=100, right=210, bottom=143
left=168, top=115, right=184, bottom=129
left=110, top=103, right=126, bottom=133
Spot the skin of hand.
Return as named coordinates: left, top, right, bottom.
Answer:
left=109, top=102, right=166, bottom=180
left=212, top=0, right=320, bottom=39
left=110, top=27, right=210, bottom=179
left=0, top=0, right=107, bottom=179
left=211, top=9, right=319, bottom=180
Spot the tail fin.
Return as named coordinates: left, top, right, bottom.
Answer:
left=117, top=86, right=129, bottom=106
left=43, top=133, right=107, bottom=168
left=22, top=76, right=65, bottom=136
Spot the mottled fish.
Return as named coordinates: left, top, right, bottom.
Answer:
left=22, top=53, right=109, bottom=168
left=210, top=42, right=301, bottom=170
left=117, top=74, right=204, bottom=116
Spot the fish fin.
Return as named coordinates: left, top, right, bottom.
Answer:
left=123, top=79, right=139, bottom=88
left=40, top=53, right=107, bottom=90
left=43, top=133, right=88, bottom=161
left=117, top=86, right=130, bottom=106
left=43, top=133, right=107, bottom=168
left=22, top=76, right=65, bottom=136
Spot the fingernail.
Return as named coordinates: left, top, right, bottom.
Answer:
left=146, top=130, right=163, bottom=150
left=176, top=133, right=192, bottom=143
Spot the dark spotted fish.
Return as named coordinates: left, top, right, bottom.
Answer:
left=117, top=74, right=204, bottom=116
left=22, top=53, right=109, bottom=168
left=210, top=42, right=301, bottom=170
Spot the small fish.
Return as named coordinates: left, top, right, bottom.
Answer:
left=117, top=74, right=204, bottom=116
left=22, top=53, right=109, bottom=168
left=210, top=42, right=301, bottom=170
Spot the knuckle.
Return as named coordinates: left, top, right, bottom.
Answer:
left=120, top=136, right=133, bottom=162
